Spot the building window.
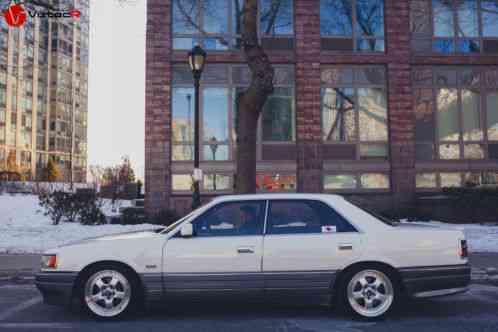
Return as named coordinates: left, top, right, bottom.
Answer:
left=324, top=173, right=390, bottom=191
left=411, top=0, right=498, bottom=54
left=321, top=66, right=388, bottom=160
left=416, top=171, right=498, bottom=189
left=413, top=66, right=498, bottom=161
left=256, top=173, right=296, bottom=192
left=320, top=0, right=385, bottom=52
left=172, top=0, right=294, bottom=50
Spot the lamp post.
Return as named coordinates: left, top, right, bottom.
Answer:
left=209, top=136, right=219, bottom=191
left=188, top=45, right=206, bottom=210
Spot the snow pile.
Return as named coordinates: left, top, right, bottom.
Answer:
left=0, top=194, right=158, bottom=254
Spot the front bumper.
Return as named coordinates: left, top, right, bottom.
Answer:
left=35, top=272, right=78, bottom=306
left=400, top=263, right=471, bottom=298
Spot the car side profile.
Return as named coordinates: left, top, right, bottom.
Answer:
left=35, top=194, right=470, bottom=320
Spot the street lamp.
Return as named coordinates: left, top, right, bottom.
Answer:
left=188, top=45, right=206, bottom=210
left=209, top=136, right=219, bottom=191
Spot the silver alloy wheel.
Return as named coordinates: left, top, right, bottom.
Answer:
left=84, top=270, right=131, bottom=318
left=347, top=269, right=394, bottom=318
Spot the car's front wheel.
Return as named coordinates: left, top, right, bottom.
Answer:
left=80, top=265, right=138, bottom=320
left=340, top=267, right=398, bottom=320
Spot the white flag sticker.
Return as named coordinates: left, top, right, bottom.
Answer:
left=321, top=225, right=337, bottom=233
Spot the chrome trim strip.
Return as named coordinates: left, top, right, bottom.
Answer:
left=413, top=287, right=469, bottom=298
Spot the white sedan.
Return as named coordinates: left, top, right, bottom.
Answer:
left=35, top=194, right=470, bottom=320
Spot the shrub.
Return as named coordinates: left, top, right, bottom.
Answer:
left=442, top=186, right=498, bottom=221
left=120, top=207, right=146, bottom=225
left=38, top=190, right=106, bottom=225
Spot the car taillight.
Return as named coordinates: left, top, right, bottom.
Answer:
left=41, top=255, right=57, bottom=269
left=460, top=239, right=468, bottom=259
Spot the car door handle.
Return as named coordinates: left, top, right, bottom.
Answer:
left=237, top=246, right=255, bottom=254
left=338, top=243, right=353, bottom=251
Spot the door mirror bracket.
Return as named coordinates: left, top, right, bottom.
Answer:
left=180, top=223, right=194, bottom=238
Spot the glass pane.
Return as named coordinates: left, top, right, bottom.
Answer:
left=172, top=145, right=193, bottom=161
left=439, top=143, right=460, bottom=159
left=359, top=144, right=388, bottom=158
left=202, top=64, right=229, bottom=84
left=193, top=201, right=265, bottom=236
left=358, top=88, right=387, bottom=141
left=360, top=173, right=389, bottom=189
left=320, top=0, right=353, bottom=36
left=232, top=0, right=244, bottom=35
left=203, top=145, right=229, bottom=161
left=412, top=67, right=433, bottom=86
left=482, top=0, right=498, bottom=37
left=260, top=0, right=294, bottom=35
left=416, top=173, right=437, bottom=188
left=172, top=174, right=192, bottom=191
left=456, top=0, right=478, bottom=37
left=202, top=38, right=229, bottom=50
left=483, top=172, right=498, bottom=185
left=433, top=39, right=455, bottom=53
left=485, top=68, right=498, bottom=88
left=416, top=143, right=435, bottom=160
left=410, top=0, right=432, bottom=35
left=458, top=39, right=480, bottom=53
left=203, top=88, right=228, bottom=142
left=321, top=67, right=353, bottom=85
left=355, top=0, right=384, bottom=37
left=172, top=87, right=194, bottom=143
left=324, top=175, right=357, bottom=189
left=273, top=67, right=295, bottom=86
left=262, top=88, right=294, bottom=141
left=257, top=174, right=296, bottom=191
left=172, top=0, right=199, bottom=34
left=203, top=174, right=231, bottom=191
left=440, top=173, right=462, bottom=188
left=463, top=173, right=482, bottom=187
left=459, top=68, right=481, bottom=87
left=356, top=39, right=385, bottom=52
left=436, top=88, right=459, bottom=141
left=464, top=144, right=484, bottom=159
left=461, top=89, right=482, bottom=141
left=321, top=87, right=355, bottom=142
left=432, top=0, right=455, bottom=37
left=434, top=68, right=457, bottom=85
left=202, top=0, right=228, bottom=33
left=415, top=89, right=435, bottom=142
left=412, top=38, right=433, bottom=53
left=355, top=67, right=385, bottom=84
left=487, top=92, right=498, bottom=140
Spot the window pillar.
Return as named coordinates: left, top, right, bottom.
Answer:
left=295, top=0, right=322, bottom=193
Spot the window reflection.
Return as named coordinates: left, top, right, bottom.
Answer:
left=320, top=0, right=353, bottom=36
left=203, top=88, right=228, bottom=142
left=436, top=88, right=459, bottom=141
left=461, top=89, right=482, bottom=141
left=482, top=0, right=498, bottom=37
left=260, top=0, right=294, bottom=35
left=172, top=87, right=194, bottom=143
left=358, top=88, right=387, bottom=141
left=324, top=174, right=357, bottom=189
left=321, top=87, right=355, bottom=142
left=256, top=174, right=296, bottom=191
left=262, top=87, right=295, bottom=142
left=487, top=93, right=498, bottom=140
left=433, top=0, right=454, bottom=37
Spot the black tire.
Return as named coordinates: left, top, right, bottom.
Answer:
left=77, top=263, right=142, bottom=321
left=336, top=264, right=400, bottom=321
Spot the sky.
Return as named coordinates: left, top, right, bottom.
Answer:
left=88, top=0, right=146, bottom=179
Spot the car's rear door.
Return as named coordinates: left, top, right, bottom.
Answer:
left=262, top=199, right=362, bottom=295
left=163, top=200, right=266, bottom=295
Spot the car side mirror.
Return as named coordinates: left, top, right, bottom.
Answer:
left=180, top=223, right=194, bottom=238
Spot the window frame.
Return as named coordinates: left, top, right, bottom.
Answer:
left=265, top=199, right=358, bottom=235
left=320, top=0, right=386, bottom=53
left=171, top=0, right=295, bottom=51
left=189, top=199, right=268, bottom=237
left=413, top=66, right=497, bottom=162
left=320, top=65, right=389, bottom=161
left=411, top=0, right=498, bottom=55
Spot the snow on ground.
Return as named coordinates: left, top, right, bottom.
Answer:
left=0, top=194, right=158, bottom=254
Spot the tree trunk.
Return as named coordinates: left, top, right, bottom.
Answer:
left=235, top=0, right=274, bottom=194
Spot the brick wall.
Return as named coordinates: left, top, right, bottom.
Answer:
left=145, top=0, right=172, bottom=216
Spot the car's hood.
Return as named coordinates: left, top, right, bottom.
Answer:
left=58, top=229, right=162, bottom=248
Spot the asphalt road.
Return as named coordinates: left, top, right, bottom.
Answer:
left=0, top=283, right=497, bottom=332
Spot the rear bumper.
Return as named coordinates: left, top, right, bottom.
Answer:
left=35, top=272, right=78, bottom=306
left=400, top=264, right=471, bottom=298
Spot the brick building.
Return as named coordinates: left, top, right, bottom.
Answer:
left=145, top=0, right=498, bottom=216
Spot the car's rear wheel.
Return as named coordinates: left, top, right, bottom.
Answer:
left=340, top=267, right=398, bottom=320
left=80, top=265, right=138, bottom=320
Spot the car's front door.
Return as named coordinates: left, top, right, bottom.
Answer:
left=262, top=199, right=362, bottom=295
left=163, top=200, right=266, bottom=294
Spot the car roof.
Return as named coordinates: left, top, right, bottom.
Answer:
left=212, top=193, right=345, bottom=203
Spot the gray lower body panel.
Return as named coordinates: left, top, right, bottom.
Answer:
left=35, top=272, right=78, bottom=306
left=399, top=264, right=471, bottom=298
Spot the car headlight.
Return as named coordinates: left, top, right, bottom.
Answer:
left=41, top=255, right=58, bottom=269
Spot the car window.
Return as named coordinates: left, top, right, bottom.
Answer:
left=192, top=201, right=266, bottom=237
left=267, top=200, right=357, bottom=235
